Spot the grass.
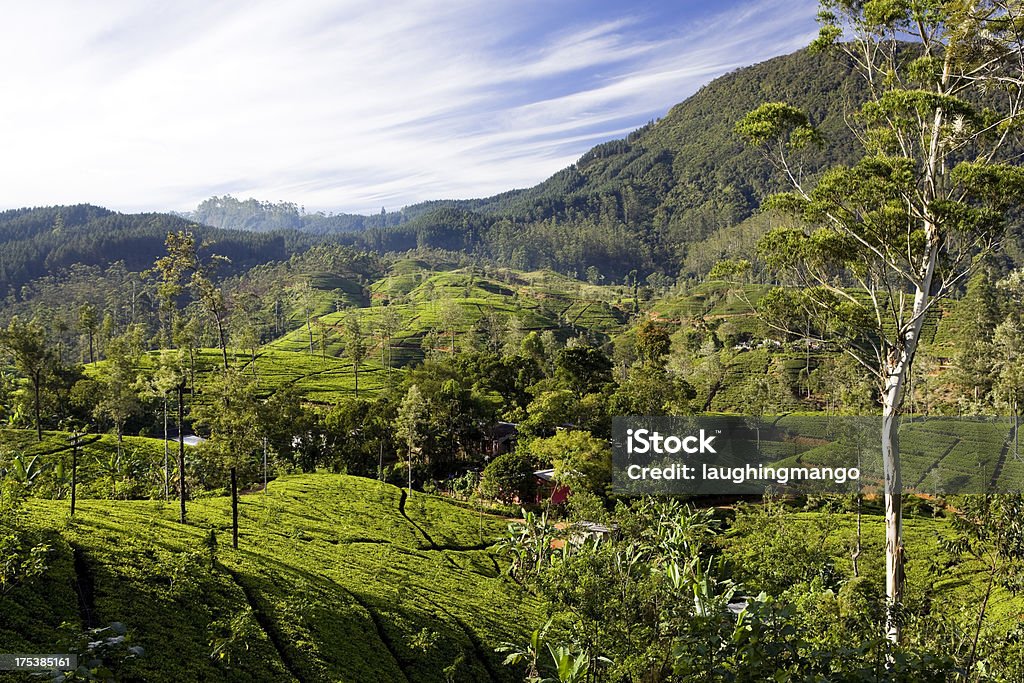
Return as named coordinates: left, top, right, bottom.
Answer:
left=0, top=428, right=177, bottom=500
left=722, top=416, right=1023, bottom=495
left=267, top=265, right=630, bottom=371
left=1, top=473, right=535, bottom=682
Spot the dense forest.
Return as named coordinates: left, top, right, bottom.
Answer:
left=170, top=48, right=876, bottom=281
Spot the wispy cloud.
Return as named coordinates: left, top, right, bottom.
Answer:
left=0, top=0, right=818, bottom=214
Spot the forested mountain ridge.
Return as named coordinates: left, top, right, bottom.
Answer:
left=237, top=48, right=867, bottom=278
left=471, top=46, right=862, bottom=243
left=0, top=205, right=319, bottom=300
left=174, top=48, right=865, bottom=278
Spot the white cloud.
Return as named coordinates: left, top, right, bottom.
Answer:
left=0, top=0, right=818, bottom=215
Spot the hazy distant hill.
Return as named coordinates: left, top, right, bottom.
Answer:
left=0, top=205, right=305, bottom=299
left=176, top=196, right=405, bottom=235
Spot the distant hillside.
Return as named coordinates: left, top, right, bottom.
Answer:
left=0, top=205, right=321, bottom=299
left=177, top=196, right=406, bottom=235
left=178, top=48, right=867, bottom=278
left=325, top=47, right=866, bottom=278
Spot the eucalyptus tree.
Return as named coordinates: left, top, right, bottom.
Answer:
left=155, top=230, right=231, bottom=369
left=375, top=305, right=402, bottom=386
left=138, top=354, right=185, bottom=500
left=343, top=313, right=367, bottom=397
left=395, top=384, right=429, bottom=494
left=288, top=281, right=318, bottom=355
left=93, top=324, right=146, bottom=460
left=191, top=368, right=263, bottom=547
left=154, top=230, right=196, bottom=348
left=436, top=299, right=464, bottom=353
left=0, top=316, right=52, bottom=440
left=77, top=302, right=98, bottom=364
left=737, top=0, right=1024, bottom=640
left=191, top=263, right=231, bottom=371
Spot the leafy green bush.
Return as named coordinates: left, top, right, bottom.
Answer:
left=482, top=452, right=536, bottom=504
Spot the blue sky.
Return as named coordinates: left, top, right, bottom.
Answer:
left=0, top=0, right=818, bottom=215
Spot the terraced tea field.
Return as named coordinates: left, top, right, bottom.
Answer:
left=1, top=474, right=535, bottom=682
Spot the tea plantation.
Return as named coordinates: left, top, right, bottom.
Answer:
left=0, top=474, right=536, bottom=682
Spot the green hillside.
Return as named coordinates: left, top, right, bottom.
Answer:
left=266, top=263, right=629, bottom=368
left=172, top=48, right=871, bottom=281
left=285, top=48, right=869, bottom=279
left=1, top=474, right=534, bottom=682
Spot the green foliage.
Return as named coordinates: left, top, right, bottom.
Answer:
left=554, top=346, right=612, bottom=397
left=2, top=474, right=532, bottom=682
left=526, top=431, right=611, bottom=495
left=191, top=369, right=263, bottom=486
left=722, top=496, right=845, bottom=595
left=608, top=365, right=695, bottom=417
left=0, top=481, right=50, bottom=598
left=633, top=320, right=671, bottom=365
left=482, top=452, right=537, bottom=504
left=496, top=496, right=1017, bottom=681
left=735, top=101, right=820, bottom=148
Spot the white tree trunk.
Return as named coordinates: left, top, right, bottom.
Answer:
left=881, top=234, right=938, bottom=642
left=881, top=382, right=905, bottom=642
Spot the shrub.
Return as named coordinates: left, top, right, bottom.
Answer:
left=482, top=452, right=536, bottom=504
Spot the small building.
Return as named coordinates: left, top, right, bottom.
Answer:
left=166, top=427, right=206, bottom=448
left=487, top=421, right=519, bottom=456
left=569, top=520, right=618, bottom=546
left=533, top=468, right=570, bottom=506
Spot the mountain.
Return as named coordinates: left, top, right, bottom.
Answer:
left=324, top=47, right=868, bottom=279
left=176, top=196, right=405, bottom=235
left=174, top=48, right=865, bottom=278
left=0, top=205, right=318, bottom=300
left=14, top=45, right=1023, bottom=297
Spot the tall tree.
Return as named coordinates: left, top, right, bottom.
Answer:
left=437, top=299, right=464, bottom=353
left=93, top=325, right=144, bottom=458
left=154, top=230, right=198, bottom=348
left=191, top=264, right=231, bottom=371
left=191, top=368, right=262, bottom=546
left=139, top=353, right=185, bottom=500
left=738, top=0, right=1024, bottom=641
left=77, top=303, right=99, bottom=365
left=288, top=281, right=318, bottom=355
left=376, top=306, right=402, bottom=387
left=343, top=313, right=367, bottom=397
left=0, top=317, right=52, bottom=440
left=155, top=230, right=231, bottom=369
left=395, top=384, right=429, bottom=494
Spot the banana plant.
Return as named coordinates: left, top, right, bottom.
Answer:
left=497, top=618, right=551, bottom=682
left=545, top=645, right=588, bottom=683
left=52, top=460, right=69, bottom=499
left=5, top=402, right=26, bottom=428
left=8, top=453, right=45, bottom=487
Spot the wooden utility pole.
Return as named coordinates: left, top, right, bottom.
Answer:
left=177, top=381, right=187, bottom=524
left=231, top=467, right=239, bottom=549
left=69, top=430, right=80, bottom=516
